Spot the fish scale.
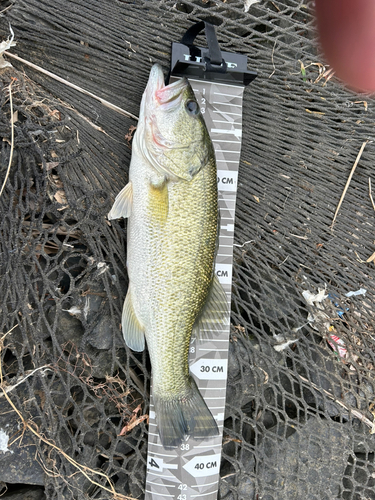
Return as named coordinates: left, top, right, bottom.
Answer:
left=143, top=161, right=217, bottom=398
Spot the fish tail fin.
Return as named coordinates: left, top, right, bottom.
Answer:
left=154, top=377, right=219, bottom=448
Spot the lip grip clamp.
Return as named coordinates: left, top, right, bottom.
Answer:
left=169, top=21, right=257, bottom=85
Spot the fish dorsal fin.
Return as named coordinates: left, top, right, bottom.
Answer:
left=122, top=288, right=145, bottom=352
left=193, top=274, right=228, bottom=340
left=108, top=182, right=133, bottom=220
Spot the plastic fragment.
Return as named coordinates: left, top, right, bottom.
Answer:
left=302, top=287, right=328, bottom=305
left=0, top=26, right=16, bottom=69
left=0, top=429, right=12, bottom=454
left=345, top=288, right=366, bottom=297
left=327, top=333, right=347, bottom=359
left=244, top=0, right=260, bottom=13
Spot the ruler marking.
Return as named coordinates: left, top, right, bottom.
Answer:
left=149, top=452, right=177, bottom=458
left=216, top=160, right=239, bottom=164
left=213, top=111, right=242, bottom=117
left=212, top=139, right=240, bottom=143
left=197, top=480, right=221, bottom=487
left=148, top=471, right=177, bottom=478
left=198, top=334, right=228, bottom=337
left=199, top=348, right=228, bottom=352
left=191, top=490, right=218, bottom=497
left=198, top=386, right=226, bottom=390
left=212, top=119, right=235, bottom=124
left=213, top=101, right=242, bottom=107
left=214, top=91, right=242, bottom=97
left=147, top=480, right=174, bottom=486
left=145, top=490, right=174, bottom=497
left=215, top=150, right=241, bottom=153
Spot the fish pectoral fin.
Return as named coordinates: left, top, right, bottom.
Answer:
left=122, top=289, right=145, bottom=352
left=194, top=275, right=228, bottom=339
left=108, top=182, right=133, bottom=220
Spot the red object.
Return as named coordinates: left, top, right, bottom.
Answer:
left=328, top=334, right=347, bottom=358
left=315, top=0, right=375, bottom=93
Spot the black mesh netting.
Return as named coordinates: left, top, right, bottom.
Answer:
left=0, top=1, right=375, bottom=499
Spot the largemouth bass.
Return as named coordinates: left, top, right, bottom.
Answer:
left=108, top=64, right=227, bottom=448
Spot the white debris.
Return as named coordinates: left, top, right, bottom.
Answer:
left=0, top=429, right=12, bottom=454
left=83, top=297, right=90, bottom=320
left=62, top=306, right=81, bottom=316
left=302, top=287, right=328, bottom=306
left=0, top=26, right=16, bottom=69
left=97, top=262, right=109, bottom=276
left=273, top=338, right=299, bottom=352
left=302, top=286, right=330, bottom=331
left=345, top=288, right=367, bottom=297
left=244, top=0, right=260, bottom=12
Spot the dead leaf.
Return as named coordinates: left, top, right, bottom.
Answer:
left=118, top=404, right=148, bottom=436
left=305, top=109, right=325, bottom=115
left=54, top=189, right=68, bottom=209
left=125, top=125, right=137, bottom=145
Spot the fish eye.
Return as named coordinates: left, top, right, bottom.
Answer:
left=186, top=100, right=199, bottom=115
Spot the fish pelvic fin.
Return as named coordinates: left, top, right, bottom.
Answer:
left=154, top=377, right=218, bottom=448
left=108, top=181, right=133, bottom=220
left=194, top=274, right=228, bottom=340
left=122, top=288, right=145, bottom=351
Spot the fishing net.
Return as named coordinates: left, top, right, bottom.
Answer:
left=0, top=0, right=375, bottom=498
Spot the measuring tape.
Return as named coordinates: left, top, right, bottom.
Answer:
left=144, top=23, right=257, bottom=500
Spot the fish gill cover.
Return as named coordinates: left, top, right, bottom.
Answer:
left=0, top=1, right=375, bottom=499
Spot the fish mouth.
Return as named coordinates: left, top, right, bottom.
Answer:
left=144, top=64, right=188, bottom=111
left=136, top=64, right=195, bottom=181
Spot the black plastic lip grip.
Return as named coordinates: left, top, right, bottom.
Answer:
left=169, top=21, right=257, bottom=86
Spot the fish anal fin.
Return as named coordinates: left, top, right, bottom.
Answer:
left=122, top=289, right=145, bottom=352
left=108, top=182, right=133, bottom=220
left=193, top=274, right=228, bottom=340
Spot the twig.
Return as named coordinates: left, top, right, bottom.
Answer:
left=299, top=375, right=375, bottom=433
left=269, top=40, right=277, bottom=78
left=331, top=140, right=368, bottom=229
left=0, top=82, right=14, bottom=197
left=369, top=178, right=375, bottom=212
left=0, top=324, right=18, bottom=343
left=4, top=51, right=138, bottom=121
left=233, top=240, right=255, bottom=248
left=0, top=365, right=53, bottom=397
left=0, top=3, right=13, bottom=14
left=289, top=233, right=308, bottom=240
